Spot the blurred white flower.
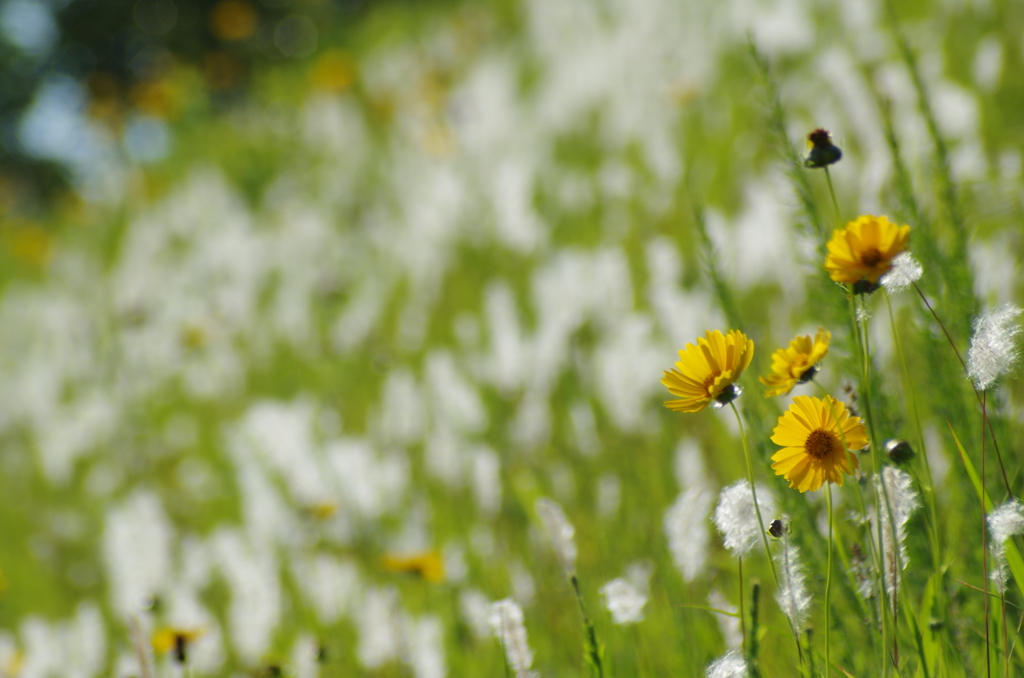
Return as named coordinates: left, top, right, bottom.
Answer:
left=488, top=599, right=535, bottom=678
left=664, top=487, right=712, bottom=582
left=536, top=498, right=577, bottom=577
left=707, top=589, right=741, bottom=650
left=600, top=577, right=647, bottom=625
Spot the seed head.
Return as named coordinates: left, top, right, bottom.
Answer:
left=968, top=304, right=1023, bottom=390
left=712, top=480, right=776, bottom=558
left=706, top=650, right=748, bottom=678
left=880, top=252, right=923, bottom=294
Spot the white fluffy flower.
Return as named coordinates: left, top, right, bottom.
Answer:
left=968, top=304, right=1022, bottom=390
left=880, top=252, right=922, bottom=294
left=706, top=650, right=747, bottom=678
left=875, top=467, right=919, bottom=603
left=535, top=498, right=577, bottom=577
left=664, top=487, right=712, bottom=582
left=600, top=578, right=647, bottom=625
left=488, top=599, right=535, bottom=678
left=988, top=499, right=1024, bottom=592
left=713, top=480, right=775, bottom=558
left=774, top=517, right=811, bottom=630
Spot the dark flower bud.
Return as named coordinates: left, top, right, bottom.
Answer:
left=885, top=439, right=915, bottom=464
left=804, top=128, right=842, bottom=168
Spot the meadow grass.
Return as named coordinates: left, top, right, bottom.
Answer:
left=0, top=0, right=1023, bottom=676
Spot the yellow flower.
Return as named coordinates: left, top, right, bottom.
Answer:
left=759, top=328, right=831, bottom=397
left=661, top=330, right=754, bottom=413
left=382, top=550, right=445, bottom=583
left=824, top=215, right=910, bottom=288
left=152, top=628, right=204, bottom=663
left=770, top=396, right=867, bottom=493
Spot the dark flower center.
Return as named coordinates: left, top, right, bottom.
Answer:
left=860, top=247, right=884, bottom=268
left=805, top=429, right=836, bottom=460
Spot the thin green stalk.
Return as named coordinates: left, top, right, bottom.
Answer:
left=630, top=624, right=650, bottom=678
left=748, top=42, right=827, bottom=250
left=858, top=294, right=903, bottom=671
left=1002, top=588, right=1010, bottom=678
left=750, top=581, right=763, bottom=678
left=824, top=167, right=842, bottom=227
left=983, top=392, right=992, bottom=678
left=847, top=290, right=892, bottom=675
left=741, top=557, right=749, bottom=659
left=825, top=483, right=835, bottom=677
left=885, top=292, right=942, bottom=569
left=912, top=282, right=1012, bottom=496
left=730, top=401, right=779, bottom=588
left=730, top=401, right=806, bottom=669
left=571, top=575, right=606, bottom=678
left=739, top=556, right=747, bottom=653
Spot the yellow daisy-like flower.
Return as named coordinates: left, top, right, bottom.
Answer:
left=824, top=215, right=910, bottom=289
left=770, top=395, right=867, bottom=493
left=152, top=627, right=205, bottom=663
left=661, top=330, right=754, bottom=413
left=382, top=550, right=446, bottom=583
left=759, top=328, right=831, bottom=397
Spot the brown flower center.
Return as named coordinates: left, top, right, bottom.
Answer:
left=860, top=247, right=884, bottom=268
left=805, top=429, right=837, bottom=460
left=702, top=372, right=719, bottom=392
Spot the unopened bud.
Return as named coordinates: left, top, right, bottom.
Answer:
left=885, top=438, right=915, bottom=464
left=804, top=128, right=842, bottom=168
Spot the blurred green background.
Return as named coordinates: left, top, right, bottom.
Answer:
left=1, top=0, right=1024, bottom=675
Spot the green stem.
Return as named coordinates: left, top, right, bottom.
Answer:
left=826, top=483, right=835, bottom=677
left=824, top=167, right=842, bottom=227
left=884, top=292, right=941, bottom=569
left=739, top=556, right=747, bottom=654
left=859, top=295, right=904, bottom=671
left=847, top=290, right=891, bottom=675
left=729, top=402, right=779, bottom=588
left=572, top=575, right=605, bottom=678
left=730, top=401, right=806, bottom=667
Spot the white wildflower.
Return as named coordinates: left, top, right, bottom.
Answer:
left=875, top=467, right=919, bottom=604
left=488, top=599, right=535, bottom=678
left=968, top=304, right=1022, bottom=390
left=706, top=650, right=747, bottom=678
left=774, top=517, right=811, bottom=630
left=880, top=252, right=923, bottom=294
left=600, top=578, right=647, bottom=625
left=713, top=480, right=776, bottom=558
left=664, top=487, right=712, bottom=582
left=536, top=498, right=577, bottom=577
left=988, top=499, right=1024, bottom=592
left=707, top=589, right=742, bottom=650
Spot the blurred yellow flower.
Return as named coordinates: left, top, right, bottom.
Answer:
left=759, top=328, right=830, bottom=397
left=382, top=550, right=445, bottom=583
left=312, top=50, right=356, bottom=93
left=209, top=0, right=258, bottom=42
left=306, top=502, right=338, bottom=520
left=825, top=215, right=910, bottom=288
left=152, top=627, right=204, bottom=663
left=770, top=396, right=866, bottom=493
left=661, top=330, right=754, bottom=413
